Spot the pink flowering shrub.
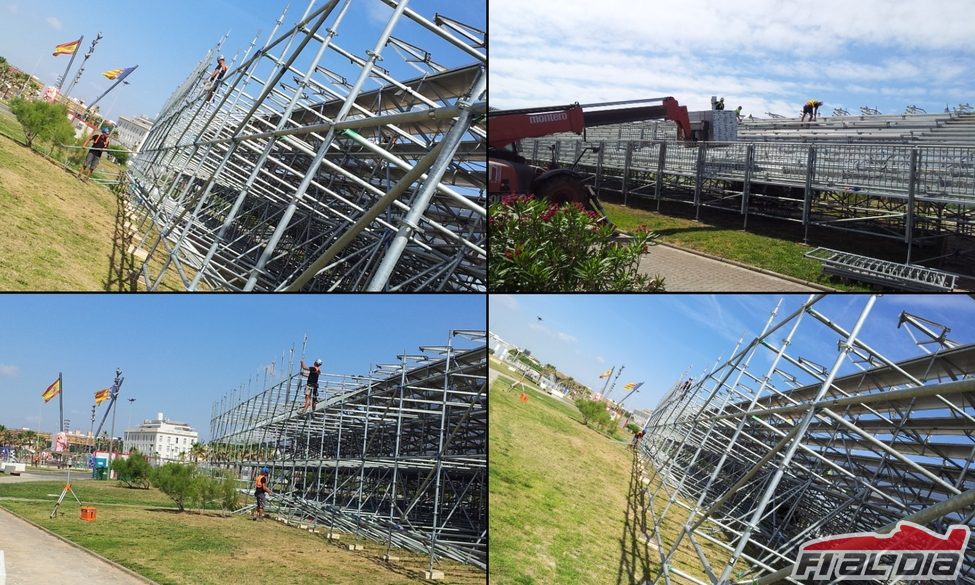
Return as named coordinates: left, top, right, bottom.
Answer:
left=489, top=196, right=665, bottom=291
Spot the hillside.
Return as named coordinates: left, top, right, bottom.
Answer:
left=0, top=107, right=182, bottom=291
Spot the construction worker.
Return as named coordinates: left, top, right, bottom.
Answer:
left=735, top=106, right=743, bottom=122
left=80, top=126, right=111, bottom=181
left=205, top=55, right=228, bottom=103
left=801, top=99, right=823, bottom=122
left=300, top=358, right=322, bottom=411
left=253, top=466, right=271, bottom=520
left=715, top=97, right=725, bottom=111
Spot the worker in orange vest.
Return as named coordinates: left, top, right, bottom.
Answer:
left=253, top=466, right=272, bottom=521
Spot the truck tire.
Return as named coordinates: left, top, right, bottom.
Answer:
left=535, top=174, right=589, bottom=207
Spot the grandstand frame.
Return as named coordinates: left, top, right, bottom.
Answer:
left=126, top=0, right=486, bottom=292
left=637, top=294, right=975, bottom=584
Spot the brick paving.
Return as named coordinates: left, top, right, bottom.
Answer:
left=639, top=245, right=819, bottom=292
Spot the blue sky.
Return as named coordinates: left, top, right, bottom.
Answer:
left=0, top=295, right=485, bottom=441
left=489, top=294, right=975, bottom=413
left=0, top=0, right=485, bottom=122
left=489, top=0, right=975, bottom=118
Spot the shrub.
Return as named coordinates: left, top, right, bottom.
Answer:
left=194, top=473, right=221, bottom=510
left=219, top=471, right=242, bottom=511
left=489, top=195, right=665, bottom=292
left=8, top=97, right=75, bottom=149
left=151, top=462, right=196, bottom=512
left=108, top=144, right=129, bottom=165
left=111, top=450, right=151, bottom=489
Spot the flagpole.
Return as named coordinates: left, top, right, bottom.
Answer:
left=55, top=36, right=82, bottom=92
left=599, top=366, right=614, bottom=398
left=86, top=65, right=138, bottom=112
left=58, top=371, right=64, bottom=445
left=64, top=33, right=102, bottom=98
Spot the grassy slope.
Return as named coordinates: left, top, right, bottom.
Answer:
left=0, top=108, right=185, bottom=291
left=490, top=360, right=743, bottom=585
left=603, top=202, right=869, bottom=291
left=0, top=479, right=483, bottom=585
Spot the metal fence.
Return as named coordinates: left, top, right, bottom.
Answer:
left=127, top=0, right=486, bottom=291
left=521, top=137, right=975, bottom=253
left=637, top=295, right=975, bottom=584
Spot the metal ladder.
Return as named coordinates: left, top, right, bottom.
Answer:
left=805, top=247, right=957, bottom=291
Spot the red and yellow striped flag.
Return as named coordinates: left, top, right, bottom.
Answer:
left=41, top=378, right=61, bottom=402
left=94, top=388, right=111, bottom=405
left=52, top=38, right=81, bottom=57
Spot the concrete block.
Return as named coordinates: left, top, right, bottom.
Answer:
left=420, top=570, right=444, bottom=580
left=299, top=523, right=308, bottom=529
left=347, top=544, right=364, bottom=551
left=326, top=533, right=341, bottom=540
left=382, top=555, right=400, bottom=562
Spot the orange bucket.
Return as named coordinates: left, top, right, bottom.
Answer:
left=80, top=506, right=96, bottom=521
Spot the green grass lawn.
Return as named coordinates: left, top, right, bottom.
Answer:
left=0, top=479, right=483, bottom=584
left=602, top=202, right=871, bottom=291
left=0, top=106, right=187, bottom=290
left=490, top=361, right=746, bottom=585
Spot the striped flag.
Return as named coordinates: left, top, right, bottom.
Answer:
left=624, top=382, right=644, bottom=391
left=102, top=66, right=136, bottom=81
left=598, top=369, right=612, bottom=379
left=53, top=38, right=81, bottom=57
left=41, top=378, right=61, bottom=402
left=94, top=388, right=111, bottom=405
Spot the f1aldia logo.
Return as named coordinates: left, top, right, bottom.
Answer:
left=792, top=521, right=970, bottom=581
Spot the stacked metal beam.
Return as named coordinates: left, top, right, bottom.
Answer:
left=638, top=295, right=975, bottom=584
left=128, top=0, right=486, bottom=291
left=208, top=329, right=486, bottom=570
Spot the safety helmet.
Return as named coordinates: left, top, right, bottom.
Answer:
left=101, top=127, right=110, bottom=133
left=314, top=359, right=322, bottom=366
left=261, top=466, right=269, bottom=473
left=218, top=55, right=225, bottom=61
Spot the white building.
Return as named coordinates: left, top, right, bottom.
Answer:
left=124, top=413, right=198, bottom=463
left=116, top=115, right=154, bottom=152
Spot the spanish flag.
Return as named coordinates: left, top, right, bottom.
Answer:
left=599, top=369, right=613, bottom=379
left=102, top=66, right=136, bottom=81
left=624, top=382, right=644, bottom=391
left=53, top=38, right=81, bottom=57
left=41, top=378, right=61, bottom=402
left=94, top=388, right=111, bottom=405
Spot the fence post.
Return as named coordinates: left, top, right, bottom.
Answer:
left=595, top=141, right=606, bottom=195
left=802, top=146, right=817, bottom=243
left=742, top=144, right=755, bottom=230
left=694, top=143, right=706, bottom=221
left=906, top=148, right=918, bottom=264
left=656, top=142, right=667, bottom=211
left=622, top=141, right=633, bottom=206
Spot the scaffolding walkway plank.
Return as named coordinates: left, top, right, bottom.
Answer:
left=804, top=247, right=957, bottom=291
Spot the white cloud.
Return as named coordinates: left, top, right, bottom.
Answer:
left=46, top=16, right=62, bottom=30
left=557, top=331, right=578, bottom=343
left=491, top=294, right=520, bottom=311
left=490, top=0, right=975, bottom=115
left=0, top=364, right=18, bottom=378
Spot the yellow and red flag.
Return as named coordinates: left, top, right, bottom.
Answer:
left=94, top=388, right=111, bottom=405
left=53, top=38, right=81, bottom=57
left=41, top=378, right=61, bottom=402
left=598, top=368, right=613, bottom=379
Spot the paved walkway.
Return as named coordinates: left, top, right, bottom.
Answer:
left=638, top=244, right=819, bottom=291
left=0, top=489, right=148, bottom=585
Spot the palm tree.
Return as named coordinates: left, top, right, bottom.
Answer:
left=189, top=442, right=207, bottom=463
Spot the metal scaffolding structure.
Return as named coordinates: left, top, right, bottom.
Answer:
left=638, top=295, right=975, bottom=584
left=127, top=0, right=486, bottom=291
left=208, top=329, right=486, bottom=572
